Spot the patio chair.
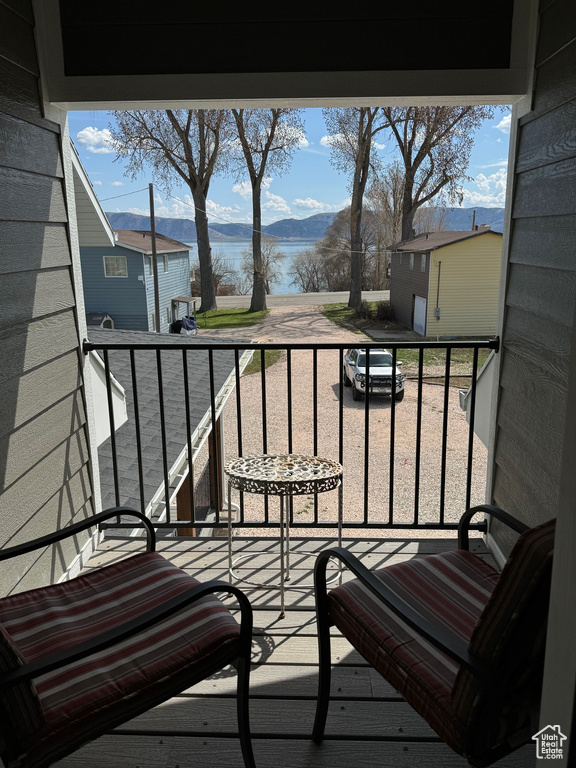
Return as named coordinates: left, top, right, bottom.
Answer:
left=0, top=507, right=256, bottom=768
left=313, top=505, right=555, bottom=767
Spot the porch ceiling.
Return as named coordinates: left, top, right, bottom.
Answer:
left=34, top=0, right=534, bottom=109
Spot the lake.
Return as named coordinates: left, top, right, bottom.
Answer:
left=188, top=239, right=318, bottom=294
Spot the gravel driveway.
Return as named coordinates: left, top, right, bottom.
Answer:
left=224, top=305, right=487, bottom=538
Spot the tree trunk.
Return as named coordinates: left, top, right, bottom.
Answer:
left=193, top=189, right=217, bottom=313
left=250, top=181, right=267, bottom=312
left=401, top=173, right=416, bottom=241
left=348, top=204, right=363, bottom=308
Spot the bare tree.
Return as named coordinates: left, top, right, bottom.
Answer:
left=315, top=207, right=379, bottom=291
left=192, top=250, right=237, bottom=295
left=240, top=237, right=285, bottom=294
left=109, top=109, right=232, bottom=313
left=231, top=108, right=305, bottom=311
left=381, top=106, right=496, bottom=240
left=322, top=108, right=389, bottom=308
left=289, top=249, right=327, bottom=293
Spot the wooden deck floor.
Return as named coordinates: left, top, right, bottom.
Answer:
left=53, top=536, right=534, bottom=768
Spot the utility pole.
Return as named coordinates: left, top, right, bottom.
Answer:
left=149, top=183, right=161, bottom=333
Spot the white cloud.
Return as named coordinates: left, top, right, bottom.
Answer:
left=263, top=191, right=291, bottom=214
left=111, top=181, right=124, bottom=187
left=232, top=181, right=252, bottom=199
left=232, top=177, right=273, bottom=199
left=93, top=180, right=103, bottom=186
left=292, top=197, right=336, bottom=213
left=460, top=167, right=508, bottom=207
left=476, top=158, right=508, bottom=169
left=206, top=200, right=243, bottom=222
left=373, top=141, right=386, bottom=151
left=495, top=114, right=511, bottom=134
left=320, top=135, right=336, bottom=147
left=76, top=126, right=115, bottom=154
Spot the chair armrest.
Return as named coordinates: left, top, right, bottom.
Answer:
left=0, top=507, right=156, bottom=561
left=0, top=580, right=251, bottom=689
left=458, top=504, right=529, bottom=550
left=315, top=547, right=493, bottom=680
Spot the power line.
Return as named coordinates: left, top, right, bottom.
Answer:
left=100, top=187, right=149, bottom=202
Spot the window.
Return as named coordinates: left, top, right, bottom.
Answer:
left=399, top=253, right=403, bottom=265
left=410, top=253, right=414, bottom=270
left=421, top=254, right=426, bottom=272
left=148, top=256, right=153, bottom=276
left=103, top=255, right=127, bottom=277
left=166, top=307, right=172, bottom=324
left=150, top=312, right=157, bottom=331
left=163, top=254, right=169, bottom=273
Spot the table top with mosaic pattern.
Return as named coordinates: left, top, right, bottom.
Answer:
left=224, top=454, right=342, bottom=496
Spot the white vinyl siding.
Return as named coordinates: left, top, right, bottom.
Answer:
left=104, top=255, right=128, bottom=277
left=426, top=233, right=502, bottom=336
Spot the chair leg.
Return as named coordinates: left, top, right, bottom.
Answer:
left=236, top=649, right=256, bottom=768
left=313, top=601, right=332, bottom=744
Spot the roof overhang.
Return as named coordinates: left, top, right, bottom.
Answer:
left=33, top=0, right=537, bottom=110
left=71, top=145, right=116, bottom=246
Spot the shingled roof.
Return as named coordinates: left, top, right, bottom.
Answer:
left=115, top=230, right=190, bottom=254
left=388, top=228, right=502, bottom=252
left=88, top=329, right=252, bottom=515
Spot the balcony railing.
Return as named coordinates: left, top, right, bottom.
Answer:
left=83, top=337, right=499, bottom=534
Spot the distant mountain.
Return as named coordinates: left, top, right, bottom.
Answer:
left=442, top=207, right=506, bottom=233
left=106, top=211, right=339, bottom=243
left=105, top=207, right=505, bottom=245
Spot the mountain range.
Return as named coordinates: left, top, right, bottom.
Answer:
left=105, top=207, right=506, bottom=244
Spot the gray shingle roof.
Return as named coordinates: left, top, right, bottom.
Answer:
left=388, top=228, right=502, bottom=252
left=88, top=329, right=251, bottom=513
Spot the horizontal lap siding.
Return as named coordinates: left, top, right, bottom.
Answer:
left=145, top=249, right=192, bottom=332
left=0, top=2, right=94, bottom=592
left=80, top=246, right=148, bottom=330
left=492, top=0, right=576, bottom=553
left=427, top=235, right=502, bottom=337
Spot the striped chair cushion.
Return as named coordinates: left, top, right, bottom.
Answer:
left=327, top=549, right=500, bottom=753
left=452, top=519, right=555, bottom=759
left=0, top=623, right=44, bottom=749
left=0, top=552, right=240, bottom=768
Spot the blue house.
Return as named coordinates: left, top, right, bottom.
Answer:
left=80, top=229, right=193, bottom=333
left=72, top=146, right=193, bottom=333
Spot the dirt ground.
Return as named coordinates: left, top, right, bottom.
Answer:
left=222, top=305, right=487, bottom=539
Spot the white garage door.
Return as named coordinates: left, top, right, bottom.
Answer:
left=413, top=295, right=427, bottom=335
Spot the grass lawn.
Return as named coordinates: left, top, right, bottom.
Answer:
left=197, top=307, right=268, bottom=330
left=320, top=302, right=491, bottom=384
left=320, top=302, right=377, bottom=333
left=242, top=349, right=282, bottom=376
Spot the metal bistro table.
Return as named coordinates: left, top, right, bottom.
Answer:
left=225, top=454, right=343, bottom=617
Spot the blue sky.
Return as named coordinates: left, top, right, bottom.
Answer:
left=68, top=108, right=512, bottom=226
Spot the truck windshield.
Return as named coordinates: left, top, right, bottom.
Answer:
left=357, top=352, right=393, bottom=367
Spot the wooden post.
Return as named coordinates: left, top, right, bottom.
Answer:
left=176, top=474, right=196, bottom=537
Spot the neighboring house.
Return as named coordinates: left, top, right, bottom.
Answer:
left=72, top=145, right=194, bottom=333
left=389, top=228, right=503, bottom=337
left=88, top=329, right=252, bottom=532
left=80, top=229, right=193, bottom=333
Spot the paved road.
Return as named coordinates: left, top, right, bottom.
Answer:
left=211, top=290, right=390, bottom=308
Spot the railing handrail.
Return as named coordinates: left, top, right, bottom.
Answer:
left=83, top=337, right=499, bottom=353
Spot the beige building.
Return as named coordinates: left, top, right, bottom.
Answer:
left=390, top=229, right=503, bottom=337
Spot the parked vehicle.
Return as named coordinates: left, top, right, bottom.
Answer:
left=343, top=348, right=406, bottom=402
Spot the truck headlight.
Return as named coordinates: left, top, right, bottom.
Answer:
left=355, top=373, right=365, bottom=382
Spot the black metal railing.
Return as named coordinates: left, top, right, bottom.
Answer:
left=83, top=338, right=499, bottom=533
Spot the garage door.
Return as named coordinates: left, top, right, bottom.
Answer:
left=413, top=295, right=427, bottom=335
